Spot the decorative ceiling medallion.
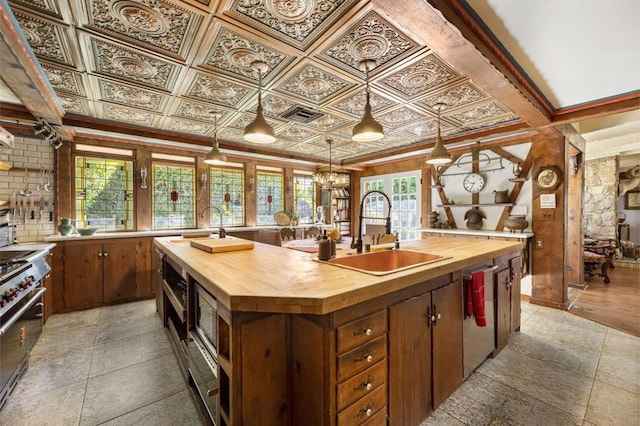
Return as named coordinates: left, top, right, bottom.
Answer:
left=323, top=11, right=418, bottom=71
left=99, top=80, right=165, bottom=111
left=186, top=73, right=252, bottom=107
left=331, top=89, right=393, bottom=117
left=93, top=39, right=177, bottom=90
left=87, top=0, right=198, bottom=56
left=57, top=93, right=91, bottom=115
left=278, top=65, right=352, bottom=103
left=101, top=103, right=158, bottom=126
left=380, top=54, right=460, bottom=98
left=204, top=27, right=289, bottom=81
left=231, top=0, right=349, bottom=44
left=14, top=12, right=73, bottom=66
left=166, top=118, right=214, bottom=135
left=448, top=101, right=518, bottom=126
left=40, top=63, right=84, bottom=96
left=418, top=82, right=487, bottom=111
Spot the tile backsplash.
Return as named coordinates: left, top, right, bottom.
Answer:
left=0, top=135, right=56, bottom=243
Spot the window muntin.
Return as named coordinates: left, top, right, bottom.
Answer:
left=152, top=163, right=196, bottom=229
left=210, top=166, right=245, bottom=226
left=74, top=156, right=134, bottom=231
left=294, top=174, right=315, bottom=224
left=256, top=170, right=283, bottom=225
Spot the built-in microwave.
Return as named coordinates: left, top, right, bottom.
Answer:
left=187, top=282, right=219, bottom=422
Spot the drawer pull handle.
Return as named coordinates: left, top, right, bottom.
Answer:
left=354, top=326, right=373, bottom=336
left=355, top=352, right=374, bottom=363
left=355, top=376, right=375, bottom=391
left=355, top=403, right=375, bottom=418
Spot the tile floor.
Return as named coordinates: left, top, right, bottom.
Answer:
left=2, top=299, right=639, bottom=425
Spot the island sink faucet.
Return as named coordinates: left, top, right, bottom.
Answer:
left=356, top=190, right=392, bottom=254
left=199, top=205, right=226, bottom=238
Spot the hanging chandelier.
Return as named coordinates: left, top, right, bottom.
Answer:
left=204, top=111, right=227, bottom=165
left=243, top=60, right=276, bottom=144
left=312, top=139, right=348, bottom=189
left=425, top=102, right=452, bottom=165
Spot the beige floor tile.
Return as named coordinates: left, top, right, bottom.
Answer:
left=584, top=380, right=640, bottom=425
left=80, top=353, right=189, bottom=425
left=419, top=408, right=466, bottom=425
left=94, top=308, right=163, bottom=345
left=1, top=380, right=86, bottom=426
left=596, top=328, right=640, bottom=394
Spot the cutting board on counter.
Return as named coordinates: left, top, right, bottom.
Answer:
left=190, top=238, right=254, bottom=253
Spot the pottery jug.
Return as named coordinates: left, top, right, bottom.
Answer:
left=493, top=190, right=509, bottom=204
left=505, top=215, right=529, bottom=233
left=58, top=218, right=74, bottom=236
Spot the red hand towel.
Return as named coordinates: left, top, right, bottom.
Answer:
left=470, top=270, right=487, bottom=327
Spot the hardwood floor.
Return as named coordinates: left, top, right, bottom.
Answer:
left=569, top=263, right=640, bottom=337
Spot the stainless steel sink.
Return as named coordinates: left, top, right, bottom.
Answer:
left=323, top=250, right=449, bottom=275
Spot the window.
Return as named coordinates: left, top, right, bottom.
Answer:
left=361, top=171, right=421, bottom=240
left=293, top=173, right=315, bottom=224
left=256, top=167, right=283, bottom=225
left=210, top=164, right=245, bottom=226
left=74, top=156, right=134, bottom=231
left=152, top=163, right=196, bottom=229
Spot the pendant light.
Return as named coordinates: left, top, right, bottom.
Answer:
left=425, top=102, right=452, bottom=165
left=312, top=139, right=348, bottom=189
left=352, top=59, right=384, bottom=142
left=204, top=111, right=227, bottom=165
left=243, top=60, right=276, bottom=144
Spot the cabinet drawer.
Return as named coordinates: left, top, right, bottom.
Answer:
left=337, top=310, right=387, bottom=354
left=337, top=335, right=386, bottom=382
left=337, top=383, right=386, bottom=426
left=337, top=360, right=386, bottom=410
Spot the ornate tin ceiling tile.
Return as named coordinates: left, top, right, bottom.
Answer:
left=304, top=113, right=350, bottom=132
left=399, top=119, right=438, bottom=139
left=165, top=117, right=215, bottom=135
left=185, top=73, right=253, bottom=107
left=379, top=54, right=461, bottom=99
left=249, top=94, right=298, bottom=117
left=57, top=93, right=91, bottom=116
left=92, top=38, right=180, bottom=91
left=218, top=127, right=244, bottom=143
left=101, top=103, right=159, bottom=126
left=99, top=79, right=167, bottom=111
left=40, top=62, right=84, bottom=96
left=227, top=113, right=283, bottom=132
left=277, top=64, right=353, bottom=103
left=225, top=0, right=355, bottom=48
left=418, top=82, right=488, bottom=111
left=84, top=0, right=202, bottom=59
left=330, top=89, right=393, bottom=117
left=277, top=124, right=316, bottom=142
left=9, top=0, right=63, bottom=19
left=447, top=101, right=519, bottom=126
left=202, top=26, right=291, bottom=82
left=13, top=11, right=74, bottom=66
left=287, top=140, right=328, bottom=155
left=377, top=106, right=424, bottom=128
left=321, top=10, right=419, bottom=72
left=174, top=100, right=230, bottom=122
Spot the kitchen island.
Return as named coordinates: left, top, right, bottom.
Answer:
left=153, top=236, right=522, bottom=426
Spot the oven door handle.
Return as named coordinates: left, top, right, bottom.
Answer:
left=0, top=287, right=47, bottom=336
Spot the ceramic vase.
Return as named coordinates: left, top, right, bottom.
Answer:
left=505, top=215, right=529, bottom=233
left=58, top=218, right=74, bottom=236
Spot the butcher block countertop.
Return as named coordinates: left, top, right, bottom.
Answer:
left=154, top=236, right=521, bottom=315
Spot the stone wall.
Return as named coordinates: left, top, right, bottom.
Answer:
left=584, top=156, right=618, bottom=239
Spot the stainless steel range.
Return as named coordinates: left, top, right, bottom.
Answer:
left=0, top=222, right=51, bottom=411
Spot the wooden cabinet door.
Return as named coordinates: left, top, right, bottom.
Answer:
left=63, top=241, right=103, bottom=310
left=389, top=292, right=432, bottom=426
left=495, top=267, right=511, bottom=353
left=509, top=256, right=522, bottom=333
left=136, top=238, right=153, bottom=298
left=431, top=280, right=463, bottom=408
left=103, top=239, right=138, bottom=303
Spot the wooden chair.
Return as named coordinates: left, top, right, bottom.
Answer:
left=258, top=230, right=282, bottom=246
left=305, top=226, right=320, bottom=239
left=584, top=250, right=612, bottom=283
left=280, top=227, right=296, bottom=241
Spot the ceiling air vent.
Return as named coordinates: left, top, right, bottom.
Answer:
left=280, top=106, right=324, bottom=124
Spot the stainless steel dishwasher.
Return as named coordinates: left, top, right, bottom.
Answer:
left=462, top=265, right=497, bottom=378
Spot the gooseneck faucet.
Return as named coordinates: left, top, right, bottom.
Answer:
left=199, top=205, right=226, bottom=238
left=356, top=190, right=392, bottom=254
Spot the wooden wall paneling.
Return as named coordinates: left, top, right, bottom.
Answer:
left=471, top=150, right=480, bottom=205
left=136, top=148, right=152, bottom=231
left=566, top=143, right=585, bottom=288
left=530, top=135, right=567, bottom=309
left=55, top=142, right=72, bottom=221
left=493, top=147, right=533, bottom=230
left=195, top=157, right=209, bottom=229
left=245, top=162, right=257, bottom=227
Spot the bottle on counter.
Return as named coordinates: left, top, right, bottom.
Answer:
left=318, top=230, right=331, bottom=261
left=394, top=232, right=400, bottom=249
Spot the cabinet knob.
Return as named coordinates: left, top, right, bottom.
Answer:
left=437, top=313, right=442, bottom=320
left=365, top=327, right=372, bottom=336
left=366, top=354, right=373, bottom=363
left=103, top=252, right=108, bottom=257
left=98, top=252, right=102, bottom=257
left=355, top=404, right=375, bottom=418
left=355, top=376, right=375, bottom=391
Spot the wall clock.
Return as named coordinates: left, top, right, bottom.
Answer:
left=535, top=166, right=562, bottom=190
left=462, top=173, right=485, bottom=193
